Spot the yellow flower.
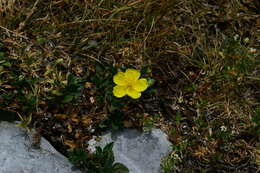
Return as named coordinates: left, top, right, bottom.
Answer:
left=113, top=69, right=148, bottom=99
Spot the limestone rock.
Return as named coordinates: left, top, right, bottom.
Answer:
left=0, top=121, right=81, bottom=173
left=88, top=129, right=172, bottom=173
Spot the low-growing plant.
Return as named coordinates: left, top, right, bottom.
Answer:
left=69, top=142, right=129, bottom=173
left=0, top=0, right=258, bottom=171
left=49, top=74, right=84, bottom=104
left=99, top=111, right=125, bottom=130
left=93, top=63, right=153, bottom=129
left=161, top=140, right=188, bottom=172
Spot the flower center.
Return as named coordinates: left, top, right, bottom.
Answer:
left=125, top=83, right=134, bottom=91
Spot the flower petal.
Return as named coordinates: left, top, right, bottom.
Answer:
left=113, top=85, right=127, bottom=98
left=133, top=78, right=148, bottom=92
left=125, top=69, right=140, bottom=83
left=127, top=87, right=141, bottom=99
left=113, top=72, right=127, bottom=86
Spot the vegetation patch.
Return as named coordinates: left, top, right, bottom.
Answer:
left=0, top=0, right=259, bottom=172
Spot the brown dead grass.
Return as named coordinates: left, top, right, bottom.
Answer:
left=0, top=0, right=259, bottom=172
left=0, top=0, right=16, bottom=12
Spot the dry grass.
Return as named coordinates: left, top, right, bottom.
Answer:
left=0, top=0, right=16, bottom=12
left=0, top=0, right=259, bottom=172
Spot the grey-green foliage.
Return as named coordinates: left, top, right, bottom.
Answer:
left=69, top=142, right=129, bottom=173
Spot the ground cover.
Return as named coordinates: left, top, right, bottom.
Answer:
left=0, top=0, right=259, bottom=172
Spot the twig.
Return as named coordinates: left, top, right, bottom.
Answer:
left=17, top=0, right=40, bottom=32
left=79, top=53, right=101, bottom=63
left=58, top=19, right=127, bottom=27
left=0, top=25, right=28, bottom=40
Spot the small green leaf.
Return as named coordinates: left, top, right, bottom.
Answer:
left=52, top=90, right=62, bottom=96
left=0, top=52, right=4, bottom=59
left=113, top=163, right=129, bottom=173
left=104, top=151, right=115, bottom=168
left=252, top=107, right=260, bottom=125
left=68, top=148, right=88, bottom=166
left=175, top=112, right=186, bottom=122
left=95, top=62, right=105, bottom=74
left=55, top=58, right=63, bottom=64
left=67, top=74, right=77, bottom=85
left=104, top=142, right=114, bottom=152
left=3, top=62, right=11, bottom=67
left=62, top=95, right=74, bottom=103
left=147, top=78, right=155, bottom=87
left=95, top=146, right=103, bottom=155
left=37, top=37, right=46, bottom=45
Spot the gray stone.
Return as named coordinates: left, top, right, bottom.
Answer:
left=88, top=129, right=172, bottom=173
left=0, top=121, right=81, bottom=173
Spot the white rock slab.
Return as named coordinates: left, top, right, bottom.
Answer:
left=0, top=121, right=81, bottom=173
left=88, top=129, right=172, bottom=173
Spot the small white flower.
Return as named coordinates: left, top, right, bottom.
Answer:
left=234, top=34, right=239, bottom=40
left=249, top=48, right=256, bottom=53
left=244, top=37, right=249, bottom=43
left=220, top=125, right=227, bottom=132
left=208, top=128, right=212, bottom=136
left=87, top=137, right=97, bottom=153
